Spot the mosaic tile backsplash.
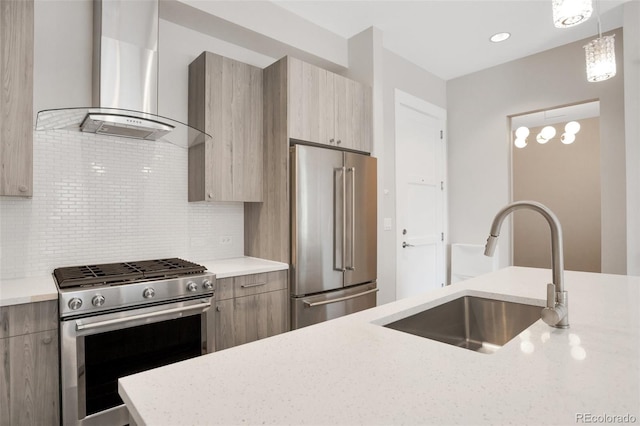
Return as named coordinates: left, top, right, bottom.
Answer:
left=0, top=130, right=244, bottom=279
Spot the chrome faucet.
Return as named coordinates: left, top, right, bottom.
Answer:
left=484, top=201, right=569, bottom=328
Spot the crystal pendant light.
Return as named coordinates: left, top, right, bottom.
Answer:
left=552, top=0, right=593, bottom=28
left=584, top=34, right=616, bottom=82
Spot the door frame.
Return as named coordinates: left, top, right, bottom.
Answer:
left=394, top=89, right=448, bottom=298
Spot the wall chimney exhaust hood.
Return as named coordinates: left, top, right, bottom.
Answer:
left=35, top=0, right=210, bottom=148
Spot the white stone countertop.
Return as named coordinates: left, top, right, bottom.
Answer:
left=0, top=275, right=58, bottom=307
left=200, top=256, right=288, bottom=279
left=119, top=267, right=639, bottom=425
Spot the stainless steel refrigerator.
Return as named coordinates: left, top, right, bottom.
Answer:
left=290, top=144, right=377, bottom=329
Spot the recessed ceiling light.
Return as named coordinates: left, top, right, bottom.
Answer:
left=490, top=32, right=511, bottom=43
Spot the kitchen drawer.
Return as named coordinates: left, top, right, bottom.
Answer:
left=216, top=270, right=287, bottom=300
left=0, top=300, right=58, bottom=339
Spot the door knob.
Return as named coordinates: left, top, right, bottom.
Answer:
left=402, top=242, right=414, bottom=248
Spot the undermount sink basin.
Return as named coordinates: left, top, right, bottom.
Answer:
left=384, top=296, right=542, bottom=354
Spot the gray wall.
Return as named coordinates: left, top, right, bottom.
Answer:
left=447, top=28, right=626, bottom=275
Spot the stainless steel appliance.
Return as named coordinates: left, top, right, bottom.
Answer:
left=35, top=0, right=210, bottom=148
left=291, top=144, right=377, bottom=329
left=55, top=258, right=215, bottom=426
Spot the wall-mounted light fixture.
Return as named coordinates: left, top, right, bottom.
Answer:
left=514, top=121, right=581, bottom=149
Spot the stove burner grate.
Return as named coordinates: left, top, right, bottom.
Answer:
left=54, top=258, right=206, bottom=289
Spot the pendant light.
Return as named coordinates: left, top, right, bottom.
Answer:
left=552, top=0, right=593, bottom=28
left=584, top=34, right=616, bottom=82
left=583, top=1, right=616, bottom=82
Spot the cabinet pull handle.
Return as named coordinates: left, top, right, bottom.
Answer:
left=240, top=282, right=267, bottom=288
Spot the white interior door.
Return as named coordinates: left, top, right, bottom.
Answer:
left=395, top=90, right=446, bottom=300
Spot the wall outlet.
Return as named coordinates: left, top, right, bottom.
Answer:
left=219, top=236, right=233, bottom=245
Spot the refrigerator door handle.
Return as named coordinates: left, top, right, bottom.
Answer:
left=334, top=167, right=346, bottom=272
left=303, top=288, right=379, bottom=307
left=347, top=166, right=356, bottom=271
left=341, top=166, right=347, bottom=272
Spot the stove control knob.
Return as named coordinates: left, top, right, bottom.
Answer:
left=92, top=295, right=105, bottom=307
left=68, top=298, right=83, bottom=310
left=202, top=279, right=213, bottom=291
left=143, top=287, right=155, bottom=299
left=186, top=281, right=198, bottom=292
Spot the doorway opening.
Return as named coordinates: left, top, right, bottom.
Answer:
left=510, top=100, right=601, bottom=272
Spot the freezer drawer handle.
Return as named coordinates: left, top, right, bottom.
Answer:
left=303, top=288, right=378, bottom=307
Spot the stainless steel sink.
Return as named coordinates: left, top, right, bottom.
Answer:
left=384, top=296, right=541, bottom=354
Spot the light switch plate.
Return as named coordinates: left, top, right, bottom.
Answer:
left=383, top=218, right=392, bottom=231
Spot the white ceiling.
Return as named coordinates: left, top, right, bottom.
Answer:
left=270, top=0, right=630, bottom=80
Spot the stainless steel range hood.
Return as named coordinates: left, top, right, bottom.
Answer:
left=36, top=0, right=209, bottom=148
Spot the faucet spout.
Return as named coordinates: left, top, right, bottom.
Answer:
left=484, top=201, right=569, bottom=328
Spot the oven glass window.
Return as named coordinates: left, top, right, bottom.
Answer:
left=84, top=315, right=202, bottom=416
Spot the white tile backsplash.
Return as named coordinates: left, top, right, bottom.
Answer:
left=0, top=129, right=244, bottom=279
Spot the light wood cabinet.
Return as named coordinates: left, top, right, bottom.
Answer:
left=215, top=270, right=288, bottom=351
left=288, top=57, right=372, bottom=153
left=188, top=52, right=263, bottom=202
left=0, top=0, right=34, bottom=197
left=245, top=56, right=374, bottom=265
left=0, top=301, right=59, bottom=426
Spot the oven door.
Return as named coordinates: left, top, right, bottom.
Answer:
left=60, top=296, right=213, bottom=426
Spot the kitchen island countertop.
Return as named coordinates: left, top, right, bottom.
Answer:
left=118, top=267, right=639, bottom=425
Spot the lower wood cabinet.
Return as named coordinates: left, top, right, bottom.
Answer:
left=215, top=270, right=288, bottom=351
left=0, top=300, right=59, bottom=426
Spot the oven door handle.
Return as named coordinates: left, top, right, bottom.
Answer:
left=75, top=302, right=211, bottom=332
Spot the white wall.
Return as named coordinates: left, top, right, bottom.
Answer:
left=447, top=28, right=626, bottom=275
left=32, top=0, right=92, bottom=119
left=0, top=131, right=243, bottom=279
left=624, top=1, right=640, bottom=276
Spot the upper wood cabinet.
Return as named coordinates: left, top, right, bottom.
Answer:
left=188, top=52, right=263, bottom=202
left=0, top=0, right=34, bottom=197
left=288, top=57, right=372, bottom=153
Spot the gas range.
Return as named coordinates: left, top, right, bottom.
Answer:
left=56, top=258, right=216, bottom=425
left=54, top=258, right=215, bottom=318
